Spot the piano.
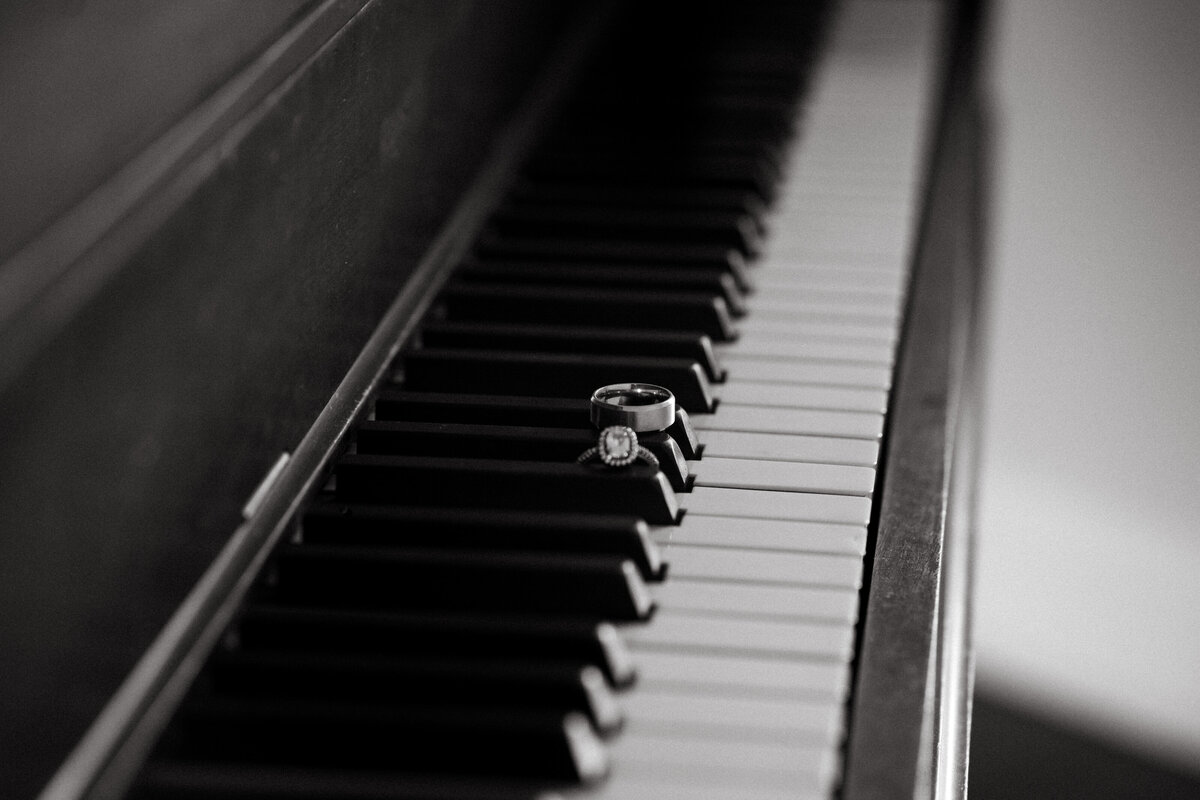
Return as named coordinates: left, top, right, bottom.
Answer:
left=0, top=1, right=987, bottom=797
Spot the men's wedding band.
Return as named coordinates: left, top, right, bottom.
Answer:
left=589, top=383, right=676, bottom=433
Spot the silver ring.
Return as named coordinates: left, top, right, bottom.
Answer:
left=577, top=426, right=660, bottom=468
left=590, top=383, right=676, bottom=433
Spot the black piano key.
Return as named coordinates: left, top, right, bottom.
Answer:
left=163, top=699, right=607, bottom=784
left=234, top=606, right=636, bottom=687
left=134, top=761, right=562, bottom=800
left=544, top=110, right=793, bottom=157
left=302, top=504, right=664, bottom=580
left=455, top=262, right=747, bottom=316
left=271, top=545, right=655, bottom=621
left=507, top=180, right=770, bottom=229
left=372, top=391, right=703, bottom=460
left=439, top=283, right=738, bottom=342
left=534, top=135, right=787, bottom=173
left=418, top=321, right=726, bottom=382
left=375, top=391, right=588, bottom=427
left=207, top=651, right=622, bottom=735
left=485, top=205, right=762, bottom=257
left=353, top=421, right=689, bottom=494
left=400, top=348, right=715, bottom=413
left=549, top=123, right=792, bottom=162
left=556, top=83, right=799, bottom=116
left=472, top=236, right=752, bottom=292
left=335, top=454, right=680, bottom=524
left=522, top=151, right=779, bottom=201
left=669, top=408, right=703, bottom=462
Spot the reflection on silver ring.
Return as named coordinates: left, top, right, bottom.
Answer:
left=577, top=426, right=659, bottom=468
left=590, top=383, right=676, bottom=433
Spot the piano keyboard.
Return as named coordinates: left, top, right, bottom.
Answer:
left=580, top=4, right=940, bottom=799
left=59, top=2, right=946, bottom=799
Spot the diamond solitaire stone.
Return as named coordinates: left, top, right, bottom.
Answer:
left=598, top=426, right=638, bottom=466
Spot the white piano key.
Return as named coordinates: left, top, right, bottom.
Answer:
left=701, top=429, right=879, bottom=467
left=768, top=184, right=912, bottom=204
left=788, top=166, right=917, bottom=189
left=652, top=515, right=867, bottom=555
left=742, top=283, right=902, bottom=308
left=784, top=160, right=919, bottom=182
left=737, top=317, right=899, bottom=344
left=652, top=575, right=859, bottom=623
left=678, top=486, right=872, bottom=526
left=767, top=221, right=913, bottom=254
left=648, top=578, right=860, bottom=623
left=772, top=197, right=913, bottom=222
left=659, top=545, right=863, bottom=588
left=570, top=758, right=833, bottom=800
left=759, top=248, right=904, bottom=269
left=749, top=273, right=905, bottom=299
left=632, top=649, right=852, bottom=697
left=621, top=611, right=856, bottom=660
left=774, top=164, right=914, bottom=189
left=714, top=381, right=890, bottom=413
left=753, top=250, right=908, bottom=268
left=752, top=267, right=907, bottom=294
left=743, top=296, right=902, bottom=322
left=612, top=731, right=831, bottom=776
left=743, top=283, right=904, bottom=311
left=687, top=457, right=875, bottom=497
left=700, top=429, right=878, bottom=467
left=692, top=405, right=883, bottom=439
left=720, top=354, right=893, bottom=388
left=606, top=738, right=834, bottom=799
left=716, top=336, right=895, bottom=365
left=622, top=690, right=844, bottom=740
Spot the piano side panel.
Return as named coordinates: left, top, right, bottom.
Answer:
left=0, top=1, right=311, bottom=263
left=0, top=4, right=574, bottom=796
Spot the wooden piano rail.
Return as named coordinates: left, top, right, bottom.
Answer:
left=843, top=1, right=988, bottom=797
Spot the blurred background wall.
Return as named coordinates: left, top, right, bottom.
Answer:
left=977, top=0, right=1200, bottom=781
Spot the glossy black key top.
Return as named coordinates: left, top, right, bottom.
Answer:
left=400, top=349, right=715, bottom=412
left=668, top=408, right=703, bottom=463
left=302, top=505, right=664, bottom=580
left=508, top=179, right=770, bottom=226
left=472, top=237, right=752, bottom=291
left=164, top=698, right=607, bottom=783
left=418, top=321, right=726, bottom=382
left=523, top=151, right=779, bottom=200
left=207, top=651, right=623, bottom=734
left=535, top=137, right=787, bottom=175
left=272, top=545, right=655, bottom=620
left=335, top=454, right=680, bottom=524
left=372, top=392, right=703, bottom=460
left=353, top=421, right=689, bottom=494
left=234, top=606, right=637, bottom=687
left=455, top=263, right=747, bottom=316
left=134, top=761, right=568, bottom=800
left=375, top=391, right=589, bottom=428
left=486, top=205, right=762, bottom=256
left=439, top=283, right=738, bottom=342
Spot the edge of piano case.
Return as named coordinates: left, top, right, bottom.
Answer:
left=11, top=1, right=989, bottom=798
left=843, top=0, right=989, bottom=797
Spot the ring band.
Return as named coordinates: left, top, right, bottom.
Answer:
left=577, top=426, right=659, bottom=468
left=590, top=383, right=676, bottom=433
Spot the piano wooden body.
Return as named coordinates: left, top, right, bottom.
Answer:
left=0, top=1, right=988, bottom=797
